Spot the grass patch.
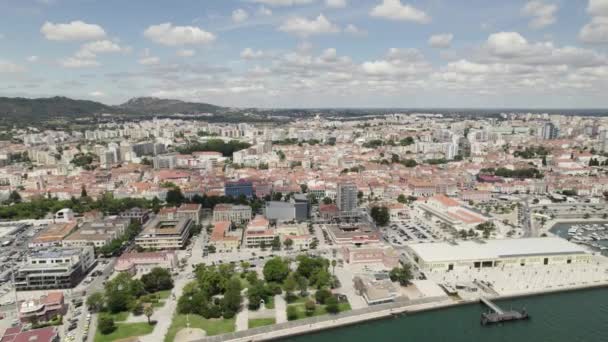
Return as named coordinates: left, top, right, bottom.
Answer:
left=248, top=318, right=275, bottom=329
left=156, top=290, right=172, bottom=299
left=94, top=322, right=154, bottom=342
left=164, top=314, right=235, bottom=342
left=264, top=296, right=275, bottom=309
left=107, top=311, right=129, bottom=322
left=287, top=301, right=351, bottom=320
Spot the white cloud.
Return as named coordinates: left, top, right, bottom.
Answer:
left=345, top=24, right=366, bottom=36
left=0, top=60, right=26, bottom=73
left=241, top=48, right=265, bottom=59
left=144, top=23, right=216, bottom=46
left=588, top=0, right=608, bottom=17
left=89, top=91, right=105, bottom=97
left=521, top=1, right=558, bottom=29
left=60, top=57, right=100, bottom=68
left=76, top=40, right=127, bottom=59
left=580, top=17, right=608, bottom=43
left=257, top=6, right=273, bottom=16
left=482, top=32, right=606, bottom=67
left=26, top=56, right=39, bottom=63
left=362, top=48, right=431, bottom=76
left=279, top=14, right=340, bottom=36
left=138, top=48, right=160, bottom=65
left=138, top=57, right=160, bottom=65
left=232, top=9, right=249, bottom=23
left=326, top=0, right=346, bottom=8
left=428, top=33, right=453, bottom=48
left=250, top=0, right=315, bottom=6
left=370, top=0, right=430, bottom=24
left=41, top=20, right=106, bottom=41
left=176, top=49, right=196, bottom=57
left=579, top=1, right=608, bottom=44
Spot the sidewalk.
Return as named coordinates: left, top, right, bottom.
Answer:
left=274, top=295, right=287, bottom=324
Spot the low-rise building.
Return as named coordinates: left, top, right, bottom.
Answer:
left=120, top=207, right=151, bottom=224
left=342, top=246, right=400, bottom=268
left=14, top=247, right=96, bottom=291
left=18, top=292, right=66, bottom=324
left=209, top=221, right=242, bottom=253
left=244, top=215, right=275, bottom=248
left=62, top=217, right=129, bottom=248
left=177, top=203, right=202, bottom=225
left=29, top=221, right=78, bottom=248
left=276, top=223, right=312, bottom=250
left=0, top=326, right=59, bottom=342
left=135, top=217, right=192, bottom=250
left=213, top=204, right=252, bottom=224
left=114, top=251, right=178, bottom=275
left=353, top=275, right=399, bottom=305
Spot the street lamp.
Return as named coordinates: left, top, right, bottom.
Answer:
left=187, top=296, right=192, bottom=329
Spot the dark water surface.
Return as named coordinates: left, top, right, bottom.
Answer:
left=282, top=287, right=608, bottom=342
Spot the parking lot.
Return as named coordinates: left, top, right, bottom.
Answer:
left=381, top=219, right=441, bottom=246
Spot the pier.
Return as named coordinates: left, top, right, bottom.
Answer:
left=479, top=297, right=529, bottom=325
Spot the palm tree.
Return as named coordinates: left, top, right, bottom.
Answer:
left=331, top=260, right=337, bottom=275
left=144, top=306, right=154, bottom=325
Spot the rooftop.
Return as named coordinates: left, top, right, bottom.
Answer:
left=409, top=237, right=587, bottom=263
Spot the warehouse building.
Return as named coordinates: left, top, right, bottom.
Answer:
left=407, top=237, right=590, bottom=273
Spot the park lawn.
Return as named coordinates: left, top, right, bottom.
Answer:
left=164, top=314, right=235, bottom=342
left=248, top=318, right=275, bottom=329
left=94, top=322, right=154, bottom=342
left=108, top=311, right=129, bottom=322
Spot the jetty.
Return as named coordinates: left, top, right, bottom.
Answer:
left=479, top=297, right=529, bottom=325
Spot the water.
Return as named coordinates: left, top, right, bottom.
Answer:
left=550, top=221, right=608, bottom=256
left=282, top=288, right=608, bottom=342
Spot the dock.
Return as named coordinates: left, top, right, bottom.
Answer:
left=479, top=297, right=529, bottom=325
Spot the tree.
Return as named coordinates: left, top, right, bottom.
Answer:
left=81, top=185, right=88, bottom=198
left=260, top=240, right=267, bottom=251
left=271, top=236, right=282, bottom=251
left=208, top=245, right=216, bottom=254
left=297, top=276, right=308, bottom=296
left=166, top=187, right=185, bottom=206
left=86, top=292, right=104, bottom=312
left=315, top=288, right=332, bottom=304
left=322, top=197, right=333, bottom=205
left=283, top=274, right=298, bottom=300
left=98, top=315, right=116, bottom=335
left=370, top=206, right=390, bottom=226
left=7, top=190, right=21, bottom=204
left=331, top=260, right=337, bottom=275
left=141, top=267, right=174, bottom=293
left=389, top=264, right=413, bottom=286
left=284, top=238, right=294, bottom=250
left=397, top=194, right=407, bottom=204
left=221, top=278, right=242, bottom=318
left=263, top=257, right=289, bottom=283
left=305, top=299, right=316, bottom=316
left=105, top=273, right=137, bottom=313
left=325, top=296, right=340, bottom=314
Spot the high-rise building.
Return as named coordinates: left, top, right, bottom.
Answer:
left=337, top=182, right=358, bottom=214
left=541, top=122, right=559, bottom=140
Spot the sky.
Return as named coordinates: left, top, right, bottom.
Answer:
left=0, top=0, right=607, bottom=108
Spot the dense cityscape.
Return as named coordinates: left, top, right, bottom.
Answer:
left=2, top=0, right=608, bottom=341
left=1, top=110, right=608, bottom=341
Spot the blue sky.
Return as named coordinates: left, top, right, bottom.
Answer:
left=0, top=0, right=607, bottom=108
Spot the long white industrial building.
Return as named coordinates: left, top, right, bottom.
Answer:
left=407, top=237, right=591, bottom=272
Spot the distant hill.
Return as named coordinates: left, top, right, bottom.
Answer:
left=0, top=96, right=114, bottom=122
left=118, top=97, right=222, bottom=115
left=0, top=96, right=224, bottom=124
